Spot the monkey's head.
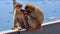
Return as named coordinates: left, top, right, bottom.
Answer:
left=15, top=3, right=22, bottom=10
left=14, top=3, right=22, bottom=12
left=25, top=4, right=35, bottom=13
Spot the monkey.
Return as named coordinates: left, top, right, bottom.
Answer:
left=12, top=3, right=26, bottom=30
left=23, top=10, right=32, bottom=30
left=25, top=3, right=44, bottom=30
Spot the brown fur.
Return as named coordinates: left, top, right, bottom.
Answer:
left=12, top=3, right=26, bottom=29
left=25, top=4, right=44, bottom=30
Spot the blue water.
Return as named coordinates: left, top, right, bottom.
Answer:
left=0, top=0, right=60, bottom=31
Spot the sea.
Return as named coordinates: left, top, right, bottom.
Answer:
left=0, top=0, right=60, bottom=31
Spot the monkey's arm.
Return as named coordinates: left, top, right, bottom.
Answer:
left=13, top=9, right=17, bottom=26
left=29, top=14, right=37, bottom=20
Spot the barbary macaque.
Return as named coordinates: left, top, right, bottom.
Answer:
left=12, top=3, right=26, bottom=30
left=25, top=3, right=44, bottom=30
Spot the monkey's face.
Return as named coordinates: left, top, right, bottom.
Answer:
left=16, top=6, right=22, bottom=9
left=25, top=5, right=35, bottom=13
left=15, top=7, right=21, bottom=13
left=15, top=3, right=22, bottom=11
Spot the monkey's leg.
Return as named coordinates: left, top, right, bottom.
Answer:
left=35, top=19, right=42, bottom=30
left=16, top=18, right=22, bottom=29
left=12, top=17, right=17, bottom=30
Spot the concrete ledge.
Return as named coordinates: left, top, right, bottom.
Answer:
left=0, top=20, right=60, bottom=34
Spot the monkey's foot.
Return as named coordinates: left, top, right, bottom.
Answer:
left=12, top=26, right=17, bottom=30
left=18, top=28, right=26, bottom=32
left=11, top=27, right=17, bottom=30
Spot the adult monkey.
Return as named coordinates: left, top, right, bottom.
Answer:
left=12, top=3, right=26, bottom=30
left=25, top=3, right=44, bottom=30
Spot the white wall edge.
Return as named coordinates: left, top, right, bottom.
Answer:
left=42, top=20, right=60, bottom=26
left=0, top=20, right=60, bottom=34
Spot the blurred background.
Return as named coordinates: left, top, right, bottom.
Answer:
left=0, top=0, right=60, bottom=31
